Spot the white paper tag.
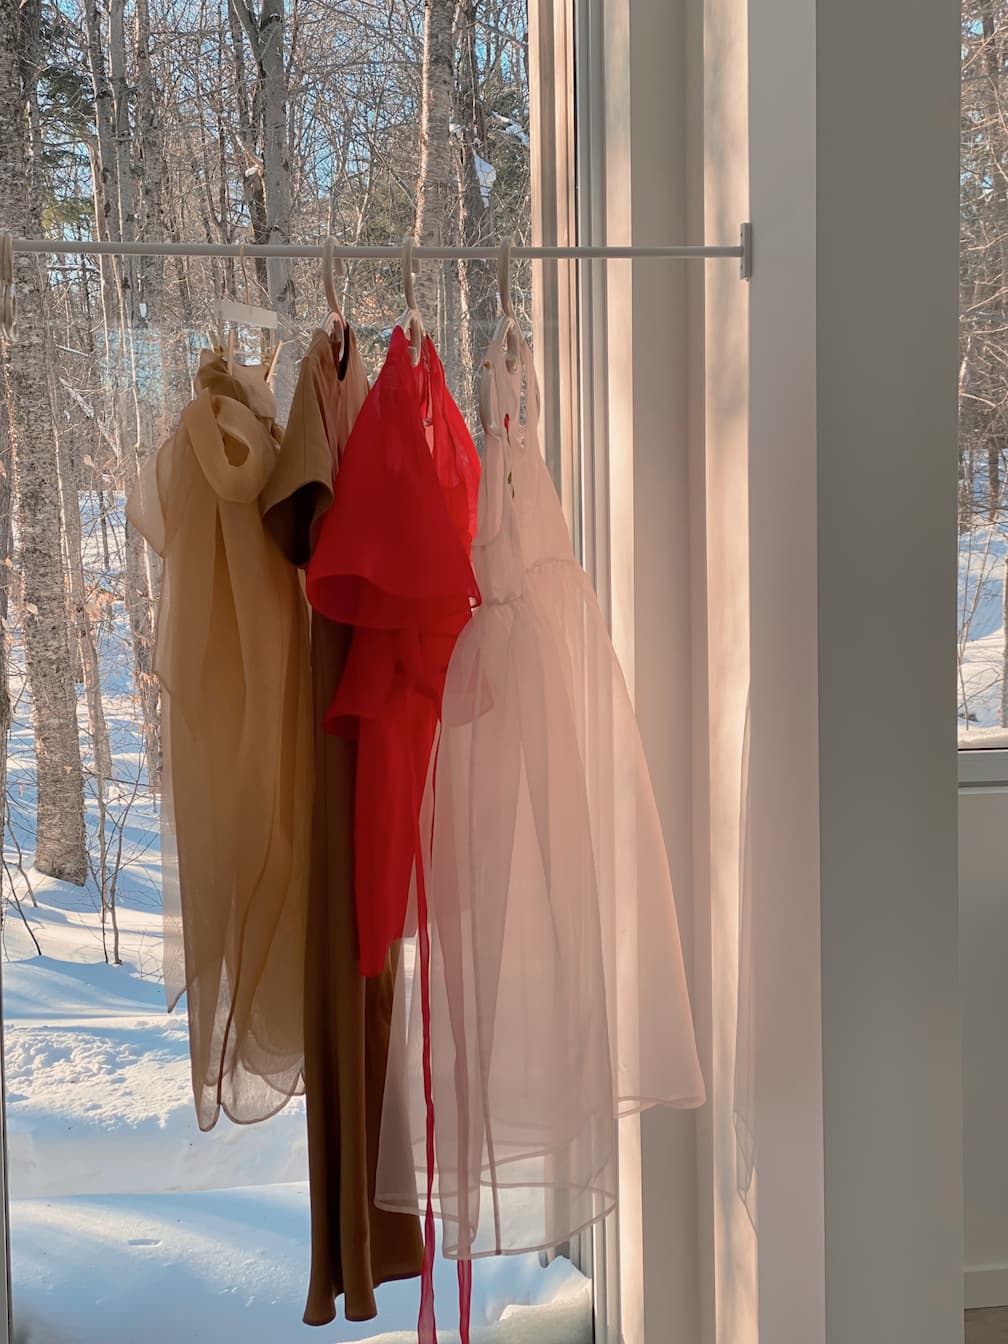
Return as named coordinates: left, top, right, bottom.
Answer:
left=213, top=298, right=279, bottom=330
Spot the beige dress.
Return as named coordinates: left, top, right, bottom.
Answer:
left=127, top=349, right=313, bottom=1130
left=261, top=327, right=423, bottom=1326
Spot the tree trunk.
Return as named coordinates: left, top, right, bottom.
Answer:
left=414, top=0, right=457, bottom=334
left=83, top=0, right=161, bottom=788
left=0, top=0, right=87, bottom=883
left=0, top=404, right=14, bottom=834
left=83, top=0, right=122, bottom=336
left=55, top=400, right=113, bottom=783
left=456, top=0, right=499, bottom=416
left=135, top=0, right=183, bottom=433
left=258, top=0, right=294, bottom=317
left=228, top=0, right=295, bottom=403
left=109, top=0, right=140, bottom=327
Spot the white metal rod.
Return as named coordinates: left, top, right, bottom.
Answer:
left=11, top=238, right=745, bottom=263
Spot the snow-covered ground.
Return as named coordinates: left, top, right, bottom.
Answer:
left=2, top=495, right=590, bottom=1344
left=959, top=521, right=1008, bottom=739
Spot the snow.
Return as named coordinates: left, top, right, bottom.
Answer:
left=959, top=521, right=1008, bottom=739
left=472, top=153, right=496, bottom=208
left=490, top=115, right=530, bottom=149
left=3, top=495, right=591, bottom=1344
left=12, top=1187, right=589, bottom=1344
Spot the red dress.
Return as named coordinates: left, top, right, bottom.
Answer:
left=305, top=326, right=481, bottom=978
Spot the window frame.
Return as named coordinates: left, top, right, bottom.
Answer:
left=959, top=747, right=1008, bottom=788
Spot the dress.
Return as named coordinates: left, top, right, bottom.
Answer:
left=126, top=349, right=312, bottom=1129
left=505, top=339, right=705, bottom=1128
left=376, top=335, right=705, bottom=1262
left=260, top=327, right=423, bottom=1326
left=304, top=327, right=481, bottom=979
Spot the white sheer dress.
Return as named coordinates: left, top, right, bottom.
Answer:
left=377, top=334, right=705, bottom=1262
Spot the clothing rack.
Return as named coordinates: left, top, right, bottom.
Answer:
left=6, top=223, right=755, bottom=280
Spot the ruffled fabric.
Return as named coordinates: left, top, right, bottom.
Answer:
left=376, top=336, right=705, bottom=1262
left=305, top=327, right=481, bottom=978
left=127, top=349, right=313, bottom=1130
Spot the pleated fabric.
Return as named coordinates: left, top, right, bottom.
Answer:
left=376, top=336, right=705, bottom=1262
left=261, top=327, right=423, bottom=1325
left=127, top=349, right=312, bottom=1130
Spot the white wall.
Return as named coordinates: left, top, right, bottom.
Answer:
left=814, top=1, right=963, bottom=1338
left=602, top=0, right=963, bottom=1339
left=745, top=0, right=964, bottom=1342
left=747, top=0, right=825, bottom=1335
left=961, top=784, right=1008, bottom=1309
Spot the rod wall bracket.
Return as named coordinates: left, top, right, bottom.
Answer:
left=740, top=222, right=753, bottom=280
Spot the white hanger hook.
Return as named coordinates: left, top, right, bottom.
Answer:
left=323, top=236, right=345, bottom=314
left=401, top=236, right=418, bottom=313
left=497, top=235, right=515, bottom=320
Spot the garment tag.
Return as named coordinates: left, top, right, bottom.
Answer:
left=213, top=298, right=279, bottom=331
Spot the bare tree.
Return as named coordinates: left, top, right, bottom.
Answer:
left=414, top=0, right=458, bottom=342
left=0, top=0, right=87, bottom=883
left=456, top=0, right=500, bottom=394
left=0, top=0, right=534, bottom=898
left=54, top=394, right=113, bottom=784
left=228, top=0, right=295, bottom=315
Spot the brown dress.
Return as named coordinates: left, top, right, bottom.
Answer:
left=261, top=327, right=424, bottom=1326
left=127, top=349, right=313, bottom=1131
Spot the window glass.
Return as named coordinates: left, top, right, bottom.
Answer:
left=960, top=3, right=1008, bottom=745
left=0, top=1, right=590, bottom=1339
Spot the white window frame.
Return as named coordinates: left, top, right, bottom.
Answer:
left=555, top=0, right=714, bottom=1340
left=532, top=0, right=709, bottom=1339
left=959, top=748, right=1008, bottom=789
left=529, top=2, right=617, bottom=1337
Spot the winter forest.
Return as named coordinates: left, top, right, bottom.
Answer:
left=0, top=0, right=533, bottom=897
left=0, top=0, right=591, bottom=1337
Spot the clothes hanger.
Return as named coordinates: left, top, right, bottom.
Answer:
left=493, top=235, right=521, bottom=373
left=479, top=236, right=521, bottom=433
left=397, top=236, right=425, bottom=367
left=322, top=236, right=347, bottom=362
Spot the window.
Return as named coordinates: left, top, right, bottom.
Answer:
left=0, top=1, right=591, bottom=1340
left=960, top=3, right=1008, bottom=751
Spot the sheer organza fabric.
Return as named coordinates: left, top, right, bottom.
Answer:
left=127, top=350, right=313, bottom=1130
left=509, top=344, right=706, bottom=1124
left=305, top=329, right=481, bottom=978
left=262, top=327, right=424, bottom=1325
left=377, top=337, right=705, bottom=1260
